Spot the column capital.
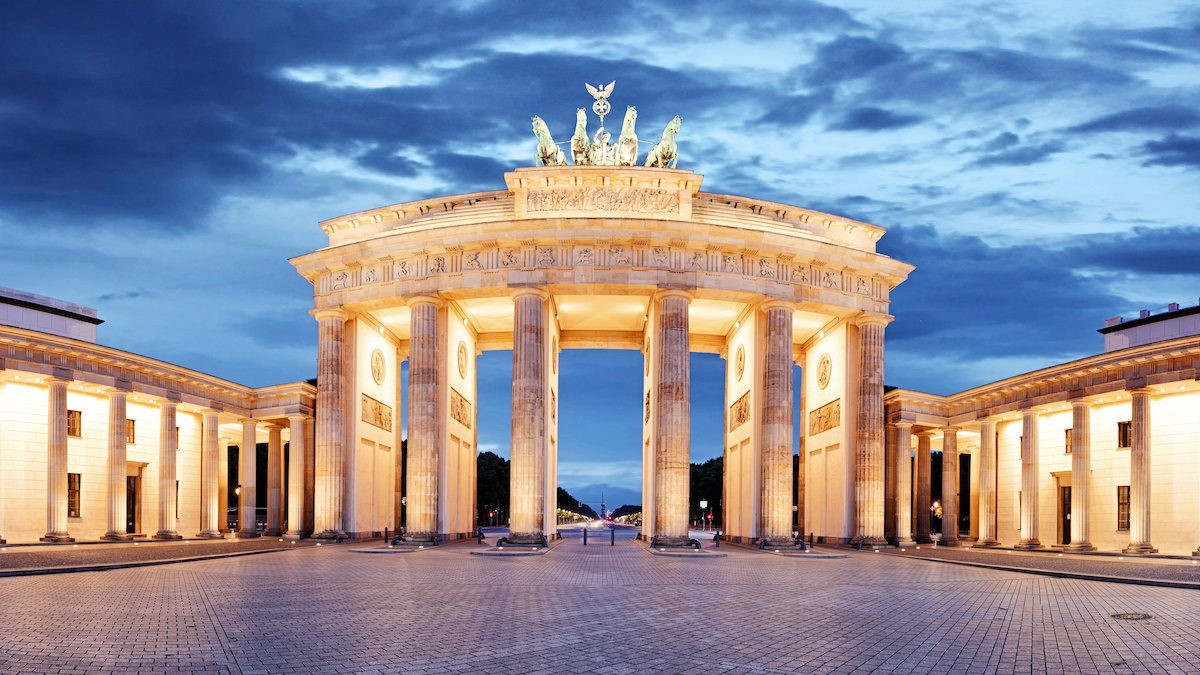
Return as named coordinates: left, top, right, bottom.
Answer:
left=104, top=386, right=130, bottom=397
left=405, top=295, right=444, bottom=309
left=893, top=421, right=914, bottom=431
left=915, top=429, right=936, bottom=439
left=940, top=425, right=959, bottom=434
left=46, top=375, right=71, bottom=385
left=509, top=286, right=550, bottom=301
left=1127, top=386, right=1154, bottom=396
left=759, top=299, right=794, bottom=313
left=852, top=312, right=892, bottom=328
left=310, top=307, right=350, bottom=322
left=1068, top=397, right=1092, bottom=408
left=286, top=413, right=309, bottom=422
left=239, top=417, right=257, bottom=427
left=652, top=288, right=693, bottom=303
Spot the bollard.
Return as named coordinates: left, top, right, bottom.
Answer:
left=610, top=528, right=615, bottom=546
left=714, top=531, right=721, bottom=548
left=384, top=527, right=389, bottom=542
left=583, top=528, right=588, bottom=546
left=809, top=532, right=814, bottom=549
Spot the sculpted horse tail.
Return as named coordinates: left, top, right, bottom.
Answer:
left=570, top=108, right=594, bottom=165
left=616, top=106, right=638, bottom=166
left=532, top=115, right=566, bottom=167
left=644, top=116, right=682, bottom=169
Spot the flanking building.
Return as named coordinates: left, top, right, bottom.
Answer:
left=0, top=286, right=314, bottom=543
left=885, top=302, right=1200, bottom=556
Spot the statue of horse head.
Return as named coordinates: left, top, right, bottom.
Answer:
left=575, top=108, right=588, bottom=129
left=532, top=115, right=551, bottom=139
left=621, top=106, right=637, bottom=132
left=663, top=116, right=682, bottom=137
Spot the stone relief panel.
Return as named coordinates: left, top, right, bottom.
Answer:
left=525, top=187, right=680, bottom=214
left=652, top=246, right=669, bottom=266
left=809, top=398, right=841, bottom=435
left=450, top=388, right=473, bottom=428
left=722, top=254, right=741, bottom=274
left=501, top=249, right=519, bottom=267
left=575, top=247, right=595, bottom=265
left=688, top=251, right=706, bottom=269
left=361, top=394, right=393, bottom=432
left=536, top=246, right=555, bottom=266
left=729, top=391, right=751, bottom=431
left=758, top=258, right=777, bottom=278
left=610, top=246, right=631, bottom=265
left=644, top=390, right=651, bottom=422
left=464, top=251, right=482, bottom=269
left=793, top=264, right=811, bottom=285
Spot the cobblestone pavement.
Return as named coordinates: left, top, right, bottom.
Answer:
left=0, top=539, right=305, bottom=574
left=882, top=544, right=1200, bottom=587
left=1, top=540, right=1198, bottom=674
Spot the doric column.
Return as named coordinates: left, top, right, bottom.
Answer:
left=853, top=314, right=889, bottom=546
left=976, top=419, right=999, bottom=546
left=1016, top=408, right=1041, bottom=549
left=218, top=434, right=230, bottom=532
left=1125, top=388, right=1157, bottom=553
left=42, top=377, right=74, bottom=542
left=914, top=431, right=933, bottom=544
left=0, top=382, right=6, bottom=544
left=1066, top=400, right=1095, bottom=551
left=894, top=422, right=915, bottom=547
left=405, top=297, right=442, bottom=542
left=102, top=387, right=132, bottom=540
left=154, top=400, right=182, bottom=539
left=940, top=427, right=960, bottom=546
left=264, top=424, right=283, bottom=536
left=312, top=308, right=349, bottom=540
left=653, top=290, right=692, bottom=547
left=284, top=414, right=306, bottom=540
left=238, top=418, right=259, bottom=537
left=760, top=302, right=795, bottom=545
left=198, top=410, right=223, bottom=538
left=508, top=289, right=549, bottom=545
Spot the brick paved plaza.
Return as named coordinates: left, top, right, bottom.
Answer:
left=1, top=541, right=1198, bottom=674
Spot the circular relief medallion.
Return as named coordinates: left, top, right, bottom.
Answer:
left=457, top=341, right=469, bottom=379
left=734, top=345, right=746, bottom=382
left=369, top=349, right=386, bottom=385
left=817, top=353, right=832, bottom=390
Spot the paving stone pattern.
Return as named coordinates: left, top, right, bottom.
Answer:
left=0, top=541, right=1197, bottom=674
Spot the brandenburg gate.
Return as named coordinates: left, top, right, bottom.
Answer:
left=290, top=90, right=913, bottom=548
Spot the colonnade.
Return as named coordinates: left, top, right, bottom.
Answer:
left=888, top=386, right=1172, bottom=553
left=22, top=376, right=310, bottom=544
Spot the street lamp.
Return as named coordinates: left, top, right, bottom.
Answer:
left=699, top=499, right=708, bottom=531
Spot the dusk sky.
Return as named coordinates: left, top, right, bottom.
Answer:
left=3, top=2, right=1198, bottom=507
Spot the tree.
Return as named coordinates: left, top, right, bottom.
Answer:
left=689, top=456, right=723, bottom=526
left=476, top=451, right=509, bottom=525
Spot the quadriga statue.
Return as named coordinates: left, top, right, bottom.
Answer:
left=531, top=115, right=566, bottom=166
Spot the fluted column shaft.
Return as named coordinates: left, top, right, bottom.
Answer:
left=509, top=290, right=548, bottom=544
left=405, top=298, right=441, bottom=542
left=1067, top=401, right=1095, bottom=551
left=761, top=303, right=795, bottom=544
left=237, top=419, right=259, bottom=537
left=940, top=427, right=960, bottom=545
left=1125, top=388, right=1156, bottom=553
left=854, top=316, right=888, bottom=545
left=154, top=401, right=181, bottom=539
left=265, top=425, right=283, bottom=536
left=894, top=423, right=915, bottom=546
left=0, top=382, right=6, bottom=544
left=198, top=411, right=223, bottom=538
left=285, top=415, right=306, bottom=539
left=103, top=389, right=131, bottom=540
left=976, top=419, right=999, bottom=545
left=1016, top=409, right=1041, bottom=549
left=313, top=308, right=348, bottom=539
left=653, top=291, right=691, bottom=545
left=42, top=378, right=73, bottom=542
left=915, top=432, right=932, bottom=543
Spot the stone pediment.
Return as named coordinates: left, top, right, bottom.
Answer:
left=506, top=166, right=701, bottom=221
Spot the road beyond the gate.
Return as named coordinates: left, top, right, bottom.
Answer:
left=1, top=538, right=1197, bottom=673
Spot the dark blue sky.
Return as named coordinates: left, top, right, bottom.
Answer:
left=2, top=2, right=1198, bottom=501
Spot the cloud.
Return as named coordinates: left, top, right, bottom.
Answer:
left=827, top=107, right=924, bottom=131
left=1068, top=106, right=1200, bottom=134
left=95, top=288, right=153, bottom=303
left=1138, top=134, right=1200, bottom=168
left=1063, top=225, right=1200, bottom=275
left=967, top=140, right=1065, bottom=168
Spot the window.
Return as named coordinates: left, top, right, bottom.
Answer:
left=67, top=410, right=82, bottom=438
left=1064, top=428, right=1073, bottom=455
left=125, top=419, right=136, bottom=445
left=67, top=473, right=82, bottom=517
left=1117, top=485, right=1130, bottom=531
left=1117, top=421, right=1132, bottom=449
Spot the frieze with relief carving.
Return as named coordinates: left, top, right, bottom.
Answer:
left=450, top=388, right=473, bottom=428
left=809, top=398, right=840, bottom=435
left=729, top=391, right=751, bottom=431
left=525, top=187, right=680, bottom=215
left=361, top=394, right=393, bottom=432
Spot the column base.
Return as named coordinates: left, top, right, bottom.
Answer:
left=153, top=531, right=183, bottom=540
left=196, top=531, right=225, bottom=540
left=895, top=539, right=917, bottom=548
left=649, top=535, right=700, bottom=549
left=312, top=529, right=348, bottom=541
left=1064, top=542, right=1096, bottom=552
left=1014, top=538, right=1042, bottom=550
left=283, top=531, right=303, bottom=541
left=40, top=533, right=74, bottom=543
left=939, top=536, right=960, bottom=547
left=236, top=530, right=261, bottom=539
left=1122, top=543, right=1158, bottom=554
left=915, top=533, right=933, bottom=544
left=500, top=532, right=547, bottom=547
left=975, top=538, right=1002, bottom=547
left=102, top=532, right=134, bottom=541
left=852, top=536, right=887, bottom=547
left=263, top=529, right=283, bottom=537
